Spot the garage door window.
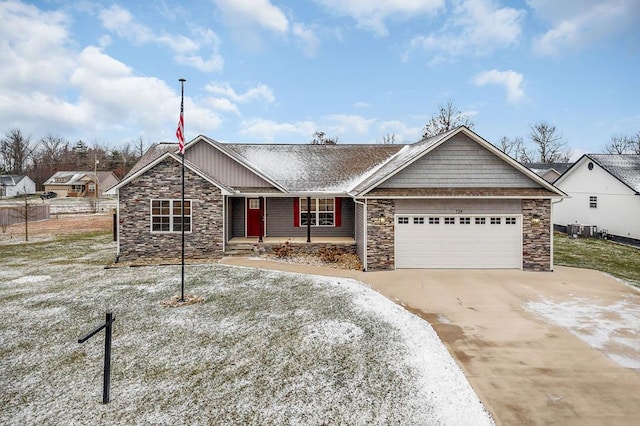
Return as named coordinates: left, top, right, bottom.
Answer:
left=398, top=217, right=409, bottom=224
left=475, top=217, right=486, bottom=225
left=444, top=217, right=455, bottom=224
left=413, top=217, right=425, bottom=224
left=429, top=217, right=439, bottom=224
left=459, top=217, right=471, bottom=224
left=506, top=217, right=517, bottom=225
left=490, top=217, right=501, bottom=225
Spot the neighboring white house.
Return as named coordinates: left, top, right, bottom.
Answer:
left=554, top=154, right=640, bottom=241
left=0, top=175, right=36, bottom=198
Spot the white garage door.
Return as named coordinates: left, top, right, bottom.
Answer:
left=395, top=215, right=522, bottom=269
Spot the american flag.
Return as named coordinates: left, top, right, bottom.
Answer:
left=176, top=97, right=185, bottom=154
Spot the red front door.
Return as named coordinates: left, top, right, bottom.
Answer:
left=246, top=198, right=262, bottom=237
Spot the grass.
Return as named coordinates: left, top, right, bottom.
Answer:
left=0, top=231, right=491, bottom=425
left=554, top=232, right=640, bottom=287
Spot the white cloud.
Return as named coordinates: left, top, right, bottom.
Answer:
left=292, top=23, right=321, bottom=57
left=204, top=82, right=275, bottom=105
left=407, top=0, right=525, bottom=62
left=213, top=0, right=289, bottom=33
left=528, top=0, right=640, bottom=56
left=314, top=0, right=444, bottom=36
left=325, top=114, right=375, bottom=135
left=99, top=5, right=223, bottom=72
left=378, top=120, right=422, bottom=143
left=239, top=118, right=316, bottom=142
left=472, top=69, right=525, bottom=103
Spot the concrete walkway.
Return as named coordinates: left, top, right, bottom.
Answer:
left=220, top=257, right=640, bottom=425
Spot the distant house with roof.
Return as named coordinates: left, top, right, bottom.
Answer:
left=109, top=127, right=565, bottom=271
left=43, top=171, right=120, bottom=198
left=523, top=163, right=573, bottom=183
left=554, top=154, right=640, bottom=241
left=0, top=175, right=36, bottom=198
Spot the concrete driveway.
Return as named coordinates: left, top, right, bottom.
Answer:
left=220, top=258, right=640, bottom=425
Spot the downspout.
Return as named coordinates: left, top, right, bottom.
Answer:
left=550, top=197, right=565, bottom=272
left=353, top=198, right=367, bottom=271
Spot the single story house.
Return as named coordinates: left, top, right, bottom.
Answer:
left=554, top=154, right=640, bottom=241
left=44, top=171, right=120, bottom=198
left=523, top=163, right=573, bottom=183
left=0, top=175, right=36, bottom=198
left=110, top=126, right=565, bottom=271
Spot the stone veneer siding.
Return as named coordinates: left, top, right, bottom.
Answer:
left=522, top=199, right=552, bottom=271
left=118, top=159, right=223, bottom=262
left=366, top=199, right=395, bottom=270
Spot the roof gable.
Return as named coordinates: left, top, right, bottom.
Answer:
left=351, top=127, right=563, bottom=196
left=556, top=154, right=640, bottom=194
left=109, top=151, right=233, bottom=195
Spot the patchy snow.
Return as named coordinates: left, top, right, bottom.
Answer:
left=11, top=275, right=50, bottom=284
left=526, top=296, right=640, bottom=370
left=1, top=236, right=494, bottom=425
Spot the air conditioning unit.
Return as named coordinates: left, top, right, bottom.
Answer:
left=567, top=224, right=598, bottom=237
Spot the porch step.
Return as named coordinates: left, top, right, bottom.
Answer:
left=224, top=243, right=261, bottom=257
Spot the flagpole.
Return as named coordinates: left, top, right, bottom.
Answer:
left=179, top=78, right=186, bottom=302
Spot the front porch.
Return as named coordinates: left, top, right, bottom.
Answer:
left=225, top=236, right=357, bottom=257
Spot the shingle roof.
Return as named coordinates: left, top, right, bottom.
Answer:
left=0, top=175, right=27, bottom=186
left=587, top=154, right=640, bottom=193
left=523, top=162, right=573, bottom=176
left=226, top=143, right=403, bottom=192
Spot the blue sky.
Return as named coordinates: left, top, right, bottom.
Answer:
left=2, top=0, right=639, bottom=158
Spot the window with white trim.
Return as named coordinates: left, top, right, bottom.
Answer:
left=475, top=217, right=486, bottom=225
left=428, top=217, right=439, bottom=224
left=398, top=217, right=409, bottom=224
left=459, top=217, right=471, bottom=224
left=490, top=217, right=501, bottom=225
left=506, top=217, right=517, bottom=225
left=589, top=196, right=597, bottom=208
left=444, top=217, right=455, bottom=224
left=413, top=217, right=425, bottom=224
left=151, top=199, right=191, bottom=233
left=300, top=198, right=334, bottom=226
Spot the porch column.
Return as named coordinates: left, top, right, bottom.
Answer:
left=306, top=196, right=311, bottom=243
left=258, top=196, right=264, bottom=243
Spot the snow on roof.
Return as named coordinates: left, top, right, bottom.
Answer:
left=588, top=154, right=640, bottom=193
left=124, top=142, right=177, bottom=179
left=0, top=175, right=27, bottom=186
left=350, top=127, right=459, bottom=194
left=227, top=144, right=403, bottom=193
left=44, top=171, right=94, bottom=185
left=523, top=162, right=573, bottom=176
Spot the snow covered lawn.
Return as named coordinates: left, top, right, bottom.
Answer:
left=0, top=234, right=493, bottom=425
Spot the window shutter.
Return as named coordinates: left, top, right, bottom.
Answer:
left=293, top=197, right=300, bottom=227
left=335, top=197, right=341, bottom=227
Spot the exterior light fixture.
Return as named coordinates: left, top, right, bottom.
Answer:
left=378, top=214, right=386, bottom=224
left=531, top=215, right=541, bottom=225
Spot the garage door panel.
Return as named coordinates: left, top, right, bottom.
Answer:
left=395, top=215, right=521, bottom=269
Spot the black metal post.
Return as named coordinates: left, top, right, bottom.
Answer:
left=306, top=196, right=311, bottom=243
left=103, top=311, right=113, bottom=404
left=179, top=78, right=186, bottom=302
left=78, top=311, right=115, bottom=404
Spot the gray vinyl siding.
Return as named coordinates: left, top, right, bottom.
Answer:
left=185, top=140, right=273, bottom=188
left=266, top=197, right=354, bottom=237
left=355, top=202, right=365, bottom=263
left=395, top=199, right=522, bottom=214
left=380, top=134, right=540, bottom=188
left=231, top=197, right=245, bottom=237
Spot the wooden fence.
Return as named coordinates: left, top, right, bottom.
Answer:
left=0, top=204, right=50, bottom=227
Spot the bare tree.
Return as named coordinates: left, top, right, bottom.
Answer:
left=135, top=136, right=146, bottom=158
left=310, top=131, right=338, bottom=145
left=11, top=191, right=38, bottom=241
left=422, top=100, right=474, bottom=139
left=528, top=121, right=566, bottom=162
left=377, top=133, right=396, bottom=144
left=0, top=129, right=33, bottom=174
left=603, top=136, right=630, bottom=154
left=497, top=136, right=533, bottom=162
